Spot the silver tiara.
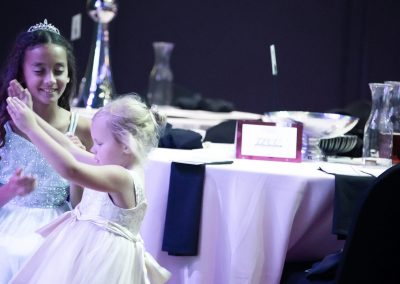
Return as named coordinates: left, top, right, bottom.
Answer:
left=27, top=19, right=60, bottom=35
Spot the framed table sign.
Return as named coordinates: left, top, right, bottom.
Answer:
left=235, top=120, right=303, bottom=162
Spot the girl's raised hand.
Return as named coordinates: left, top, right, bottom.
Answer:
left=66, top=132, right=87, bottom=150
left=6, top=97, right=37, bottom=133
left=8, top=79, right=33, bottom=109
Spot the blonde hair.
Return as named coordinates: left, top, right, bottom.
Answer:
left=93, top=94, right=166, bottom=164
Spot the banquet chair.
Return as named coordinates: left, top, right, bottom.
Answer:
left=280, top=163, right=400, bottom=284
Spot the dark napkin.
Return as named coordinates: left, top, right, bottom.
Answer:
left=173, top=93, right=234, bottom=112
left=162, top=162, right=206, bottom=256
left=158, top=123, right=203, bottom=149
left=319, top=166, right=375, bottom=239
left=198, top=98, right=235, bottom=112
left=332, top=174, right=375, bottom=239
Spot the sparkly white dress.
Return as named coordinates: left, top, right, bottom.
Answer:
left=0, top=115, right=79, bottom=284
left=10, top=171, right=170, bottom=284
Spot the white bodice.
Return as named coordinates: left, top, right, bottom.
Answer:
left=77, top=172, right=147, bottom=236
left=0, top=122, right=69, bottom=208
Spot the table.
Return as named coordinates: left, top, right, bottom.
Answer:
left=72, top=106, right=262, bottom=131
left=140, top=144, right=381, bottom=284
left=71, top=106, right=386, bottom=283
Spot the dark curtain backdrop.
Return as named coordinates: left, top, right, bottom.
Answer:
left=2, top=0, right=400, bottom=114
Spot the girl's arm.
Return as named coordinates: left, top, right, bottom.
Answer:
left=7, top=97, right=135, bottom=208
left=66, top=134, right=86, bottom=208
left=74, top=116, right=93, bottom=151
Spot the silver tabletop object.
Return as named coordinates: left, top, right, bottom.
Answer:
left=88, top=0, right=117, bottom=23
left=264, top=111, right=359, bottom=160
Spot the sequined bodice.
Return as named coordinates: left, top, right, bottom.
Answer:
left=78, top=172, right=147, bottom=235
left=0, top=123, right=69, bottom=208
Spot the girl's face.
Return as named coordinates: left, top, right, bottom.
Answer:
left=90, top=115, right=128, bottom=166
left=22, top=43, right=70, bottom=106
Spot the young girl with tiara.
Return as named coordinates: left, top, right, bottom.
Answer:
left=0, top=19, right=92, bottom=282
left=6, top=93, right=171, bottom=283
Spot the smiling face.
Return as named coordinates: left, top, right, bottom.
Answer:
left=22, top=43, right=70, bottom=106
left=90, top=114, right=128, bottom=166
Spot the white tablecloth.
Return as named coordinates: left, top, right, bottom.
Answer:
left=141, top=144, right=348, bottom=284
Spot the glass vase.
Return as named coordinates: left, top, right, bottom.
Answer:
left=384, top=81, right=400, bottom=164
left=147, top=42, right=174, bottom=106
left=362, top=83, right=393, bottom=166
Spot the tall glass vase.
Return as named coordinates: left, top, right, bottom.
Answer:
left=147, top=42, right=174, bottom=106
left=73, top=0, right=117, bottom=109
left=385, top=81, right=400, bottom=164
left=362, top=83, right=393, bottom=166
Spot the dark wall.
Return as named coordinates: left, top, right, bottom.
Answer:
left=2, top=0, right=400, bottom=114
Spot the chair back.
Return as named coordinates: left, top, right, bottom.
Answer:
left=335, top=163, right=400, bottom=283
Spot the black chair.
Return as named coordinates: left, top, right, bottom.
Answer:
left=335, top=163, right=400, bottom=283
left=281, top=163, right=400, bottom=284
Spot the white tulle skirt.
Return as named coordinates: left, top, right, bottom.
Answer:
left=10, top=211, right=170, bottom=284
left=0, top=203, right=70, bottom=284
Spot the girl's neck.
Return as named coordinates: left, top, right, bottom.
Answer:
left=33, top=103, right=60, bottom=122
left=32, top=102, right=70, bottom=132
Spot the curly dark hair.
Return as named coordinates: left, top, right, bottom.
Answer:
left=0, top=29, right=77, bottom=147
